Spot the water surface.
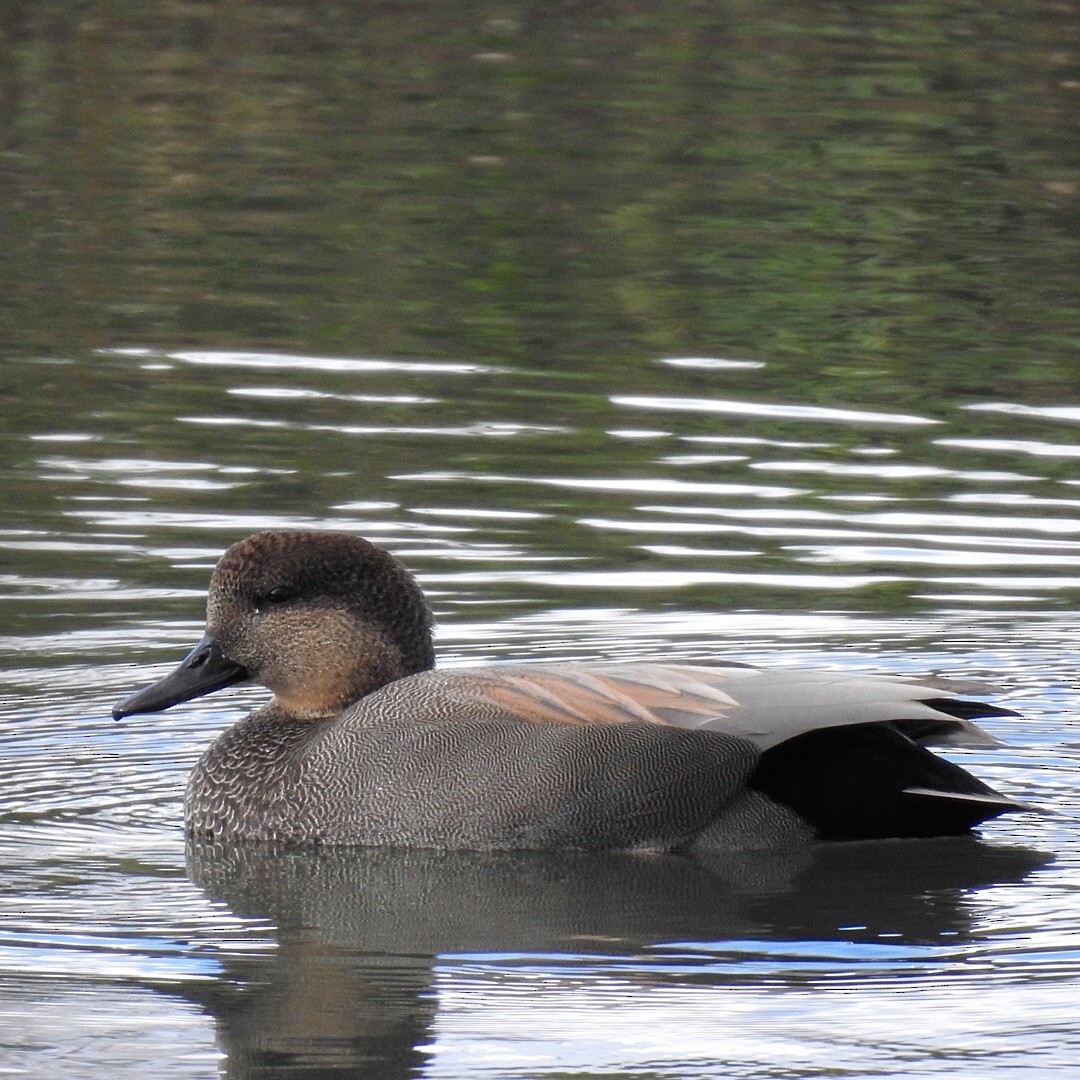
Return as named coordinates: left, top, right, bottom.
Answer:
left=2, top=3, right=1080, bottom=1078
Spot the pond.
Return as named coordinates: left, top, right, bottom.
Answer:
left=1, top=4, right=1079, bottom=1078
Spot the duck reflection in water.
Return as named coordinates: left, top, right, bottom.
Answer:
left=183, top=839, right=1048, bottom=1078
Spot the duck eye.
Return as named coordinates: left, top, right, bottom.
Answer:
left=263, top=585, right=296, bottom=605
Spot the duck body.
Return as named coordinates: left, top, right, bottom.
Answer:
left=184, top=670, right=746, bottom=850
left=114, top=531, right=1028, bottom=850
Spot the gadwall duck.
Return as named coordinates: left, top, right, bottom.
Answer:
left=114, top=531, right=1029, bottom=849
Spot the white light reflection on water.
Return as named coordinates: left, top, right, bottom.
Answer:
left=794, top=546, right=1080, bottom=569
left=682, top=435, right=833, bottom=448
left=612, top=395, right=940, bottom=425
left=640, top=503, right=1080, bottom=537
left=937, top=438, right=1080, bottom=458
left=229, top=387, right=440, bottom=404
left=164, top=350, right=500, bottom=374
left=60, top=509, right=465, bottom=536
left=180, top=416, right=566, bottom=437
left=0, top=983, right=221, bottom=1080
left=967, top=403, right=1080, bottom=423
left=423, top=568, right=902, bottom=589
left=660, top=356, right=767, bottom=370
left=953, top=493, right=1080, bottom=510
left=751, top=460, right=1034, bottom=482
left=37, top=458, right=223, bottom=475
left=395, top=471, right=806, bottom=499
left=425, top=958, right=1080, bottom=1078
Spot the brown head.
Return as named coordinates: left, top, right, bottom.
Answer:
left=113, top=531, right=435, bottom=720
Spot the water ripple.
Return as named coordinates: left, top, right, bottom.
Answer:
left=968, top=403, right=1080, bottom=424
left=123, top=348, right=500, bottom=375
left=612, top=395, right=940, bottom=425
left=395, top=471, right=805, bottom=499
left=179, top=416, right=564, bottom=438
left=937, top=438, right=1080, bottom=458
left=659, top=357, right=766, bottom=370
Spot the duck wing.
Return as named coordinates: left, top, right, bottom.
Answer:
left=447, top=662, right=1015, bottom=750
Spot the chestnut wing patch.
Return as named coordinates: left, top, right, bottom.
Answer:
left=467, top=664, right=743, bottom=728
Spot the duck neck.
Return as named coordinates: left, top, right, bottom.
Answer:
left=373, top=595, right=435, bottom=680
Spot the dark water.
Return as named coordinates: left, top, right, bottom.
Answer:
left=2, top=4, right=1080, bottom=1078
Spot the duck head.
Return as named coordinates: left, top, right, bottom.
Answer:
left=113, top=531, right=435, bottom=721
